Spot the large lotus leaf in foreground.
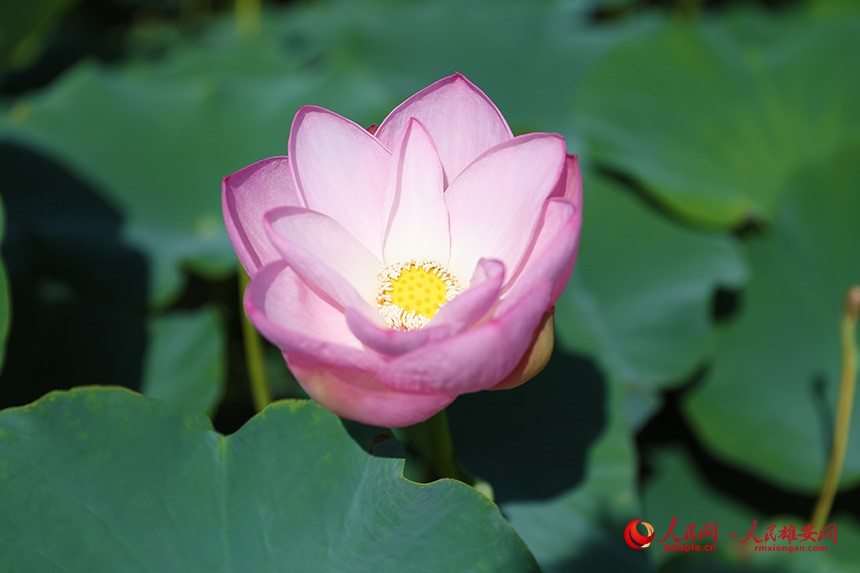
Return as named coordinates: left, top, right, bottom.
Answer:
left=0, top=388, right=538, bottom=572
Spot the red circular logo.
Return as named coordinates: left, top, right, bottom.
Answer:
left=624, top=519, right=655, bottom=550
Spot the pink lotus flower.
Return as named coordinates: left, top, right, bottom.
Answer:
left=223, top=74, right=582, bottom=427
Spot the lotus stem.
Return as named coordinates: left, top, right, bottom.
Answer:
left=239, top=267, right=272, bottom=412
left=394, top=410, right=466, bottom=483
left=423, top=410, right=460, bottom=480
left=812, top=285, right=860, bottom=530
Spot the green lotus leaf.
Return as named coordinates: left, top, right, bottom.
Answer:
left=1, top=60, right=392, bottom=306
left=644, top=446, right=860, bottom=572
left=684, top=145, right=860, bottom=491
left=140, top=308, right=225, bottom=413
left=0, top=387, right=539, bottom=572
left=578, top=12, right=860, bottom=227
left=555, top=175, right=746, bottom=425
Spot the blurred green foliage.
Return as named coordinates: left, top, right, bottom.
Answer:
left=0, top=197, right=8, bottom=370
left=0, top=0, right=858, bottom=571
left=579, top=10, right=860, bottom=227
left=0, top=0, right=73, bottom=68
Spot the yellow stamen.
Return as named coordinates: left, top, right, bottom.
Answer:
left=376, top=259, right=465, bottom=330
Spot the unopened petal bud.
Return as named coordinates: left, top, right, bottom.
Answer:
left=492, top=311, right=555, bottom=391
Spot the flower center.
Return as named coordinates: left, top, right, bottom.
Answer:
left=376, top=259, right=465, bottom=330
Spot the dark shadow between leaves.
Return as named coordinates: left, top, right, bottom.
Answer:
left=0, top=141, right=149, bottom=408
left=711, top=285, right=743, bottom=325
left=341, top=419, right=404, bottom=460
left=446, top=349, right=607, bottom=503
